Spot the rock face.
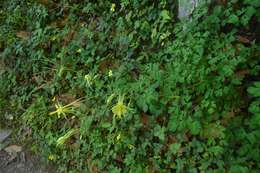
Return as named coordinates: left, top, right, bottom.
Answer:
left=178, top=0, right=203, bottom=20
left=0, top=129, right=55, bottom=173
left=0, top=129, right=12, bottom=143
left=0, top=150, right=55, bottom=173
left=4, top=145, right=22, bottom=154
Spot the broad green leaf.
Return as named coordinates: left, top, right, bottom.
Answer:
left=170, top=143, right=181, bottom=154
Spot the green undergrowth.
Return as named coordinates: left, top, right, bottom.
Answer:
left=0, top=0, right=259, bottom=172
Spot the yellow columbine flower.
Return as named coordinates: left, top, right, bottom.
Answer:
left=49, top=99, right=82, bottom=118
left=48, top=154, right=55, bottom=161
left=49, top=103, right=72, bottom=118
left=110, top=3, right=116, bottom=12
left=112, top=95, right=127, bottom=119
left=108, top=70, right=113, bottom=77
left=84, top=74, right=91, bottom=82
left=51, top=96, right=56, bottom=102
left=84, top=74, right=92, bottom=87
left=56, top=128, right=79, bottom=147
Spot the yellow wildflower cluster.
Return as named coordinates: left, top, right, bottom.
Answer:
left=112, top=95, right=127, bottom=119
left=49, top=98, right=82, bottom=118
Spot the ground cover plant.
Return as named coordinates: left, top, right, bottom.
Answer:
left=0, top=0, right=259, bottom=172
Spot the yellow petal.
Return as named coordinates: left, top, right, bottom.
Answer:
left=128, top=144, right=134, bottom=149
left=108, top=70, right=113, bottom=77
left=116, top=133, right=121, bottom=141
left=52, top=96, right=56, bottom=102
left=55, top=104, right=59, bottom=109
left=110, top=3, right=116, bottom=12
left=48, top=154, right=55, bottom=160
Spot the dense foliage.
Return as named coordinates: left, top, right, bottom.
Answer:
left=0, top=0, right=259, bottom=172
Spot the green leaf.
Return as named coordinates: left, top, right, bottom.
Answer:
left=170, top=143, right=181, bottom=154
left=168, top=116, right=178, bottom=132
left=154, top=126, right=165, bottom=141
left=80, top=116, right=93, bottom=134
left=244, top=0, right=260, bottom=7
left=161, top=10, right=171, bottom=22
left=136, top=99, right=148, bottom=112
left=100, top=122, right=111, bottom=128
left=190, top=121, right=201, bottom=135
left=241, top=7, right=256, bottom=26
left=249, top=100, right=260, bottom=114
left=208, top=146, right=223, bottom=156
left=247, top=82, right=260, bottom=97
left=227, top=14, right=239, bottom=24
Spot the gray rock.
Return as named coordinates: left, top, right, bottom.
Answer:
left=0, top=129, right=12, bottom=143
left=178, top=0, right=203, bottom=20
left=0, top=150, right=56, bottom=173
